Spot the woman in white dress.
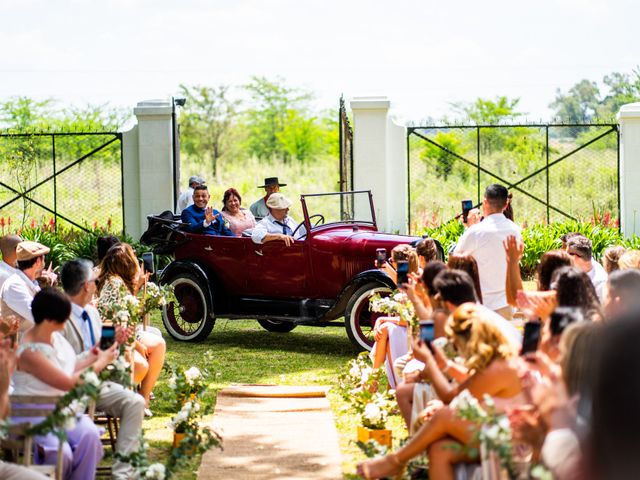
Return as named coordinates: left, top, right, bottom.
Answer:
left=12, top=288, right=117, bottom=480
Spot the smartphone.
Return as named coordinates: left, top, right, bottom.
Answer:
left=461, top=199, right=473, bottom=223
left=100, top=325, right=116, bottom=350
left=396, top=260, right=409, bottom=286
left=141, top=252, right=155, bottom=274
left=520, top=321, right=541, bottom=356
left=420, top=322, right=435, bottom=343
left=375, top=248, right=387, bottom=268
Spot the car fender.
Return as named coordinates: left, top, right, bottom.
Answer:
left=323, top=269, right=396, bottom=320
left=159, top=260, right=215, bottom=308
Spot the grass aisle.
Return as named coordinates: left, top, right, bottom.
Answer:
left=144, top=316, right=406, bottom=479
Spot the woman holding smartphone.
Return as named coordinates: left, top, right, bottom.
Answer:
left=358, top=303, right=523, bottom=480
left=97, top=243, right=166, bottom=416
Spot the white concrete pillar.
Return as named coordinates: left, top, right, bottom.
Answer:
left=350, top=97, right=408, bottom=234
left=618, top=102, right=640, bottom=238
left=122, top=99, right=175, bottom=239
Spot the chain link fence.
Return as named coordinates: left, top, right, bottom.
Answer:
left=407, top=123, right=619, bottom=233
left=0, top=132, right=124, bottom=234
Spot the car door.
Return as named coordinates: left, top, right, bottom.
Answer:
left=245, top=239, right=308, bottom=297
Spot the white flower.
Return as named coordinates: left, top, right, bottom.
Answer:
left=145, top=463, right=166, bottom=480
left=123, top=294, right=139, bottom=308
left=63, top=414, right=77, bottom=430
left=168, top=375, right=177, bottom=390
left=483, top=424, right=500, bottom=442
left=450, top=389, right=486, bottom=417
left=115, top=310, right=130, bottom=323
left=498, top=416, right=511, bottom=431
left=83, top=371, right=100, bottom=388
left=113, top=356, right=129, bottom=371
left=192, top=401, right=201, bottom=412
left=184, top=367, right=202, bottom=385
left=361, top=367, right=372, bottom=384
left=393, top=292, right=405, bottom=302
left=363, top=403, right=382, bottom=422
left=349, top=363, right=361, bottom=378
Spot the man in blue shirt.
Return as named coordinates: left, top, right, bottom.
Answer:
left=181, top=185, right=234, bottom=236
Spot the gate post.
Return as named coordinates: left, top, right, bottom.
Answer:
left=350, top=97, right=408, bottom=234
left=618, top=102, right=640, bottom=238
left=122, top=99, right=176, bottom=239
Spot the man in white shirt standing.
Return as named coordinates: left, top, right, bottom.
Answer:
left=566, top=235, right=608, bottom=300
left=60, top=259, right=145, bottom=480
left=252, top=193, right=306, bottom=246
left=454, top=184, right=522, bottom=319
left=0, top=241, right=49, bottom=332
left=0, top=235, right=21, bottom=292
left=176, top=175, right=205, bottom=214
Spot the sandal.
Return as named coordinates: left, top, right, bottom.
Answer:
left=357, top=453, right=405, bottom=479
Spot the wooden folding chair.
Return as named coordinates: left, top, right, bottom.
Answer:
left=87, top=401, right=119, bottom=477
left=3, top=395, right=64, bottom=479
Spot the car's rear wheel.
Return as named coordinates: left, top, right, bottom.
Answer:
left=162, top=272, right=215, bottom=341
left=257, top=319, right=297, bottom=333
left=344, top=283, right=393, bottom=351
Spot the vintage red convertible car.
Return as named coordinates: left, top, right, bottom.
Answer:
left=141, top=191, right=442, bottom=350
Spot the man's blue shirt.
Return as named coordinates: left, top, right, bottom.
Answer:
left=181, top=204, right=234, bottom=236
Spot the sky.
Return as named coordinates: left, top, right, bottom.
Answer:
left=1, top=0, right=638, bottom=123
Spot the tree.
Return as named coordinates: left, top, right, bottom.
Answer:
left=178, top=84, right=241, bottom=176
left=275, top=110, right=324, bottom=163
left=549, top=79, right=600, bottom=123
left=0, top=96, right=53, bottom=130
left=597, top=69, right=640, bottom=118
left=420, top=131, right=463, bottom=181
left=243, top=76, right=312, bottom=162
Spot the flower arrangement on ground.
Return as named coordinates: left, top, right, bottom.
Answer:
left=451, top=389, right=515, bottom=477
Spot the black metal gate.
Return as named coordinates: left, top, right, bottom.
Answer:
left=407, top=123, right=619, bottom=233
left=339, top=96, right=354, bottom=219
left=0, top=131, right=124, bottom=234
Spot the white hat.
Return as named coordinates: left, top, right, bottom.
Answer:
left=266, top=193, right=292, bottom=209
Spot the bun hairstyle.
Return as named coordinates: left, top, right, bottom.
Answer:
left=446, top=303, right=516, bottom=372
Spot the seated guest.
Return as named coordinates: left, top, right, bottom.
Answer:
left=250, top=177, right=286, bottom=219
left=97, top=243, right=166, bottom=414
left=251, top=193, right=306, bottom=246
left=378, top=244, right=419, bottom=285
left=602, top=269, right=640, bottom=318
left=0, top=333, right=49, bottom=479
left=566, top=236, right=607, bottom=300
left=415, top=238, right=438, bottom=269
left=61, top=259, right=145, bottom=480
left=602, top=245, right=625, bottom=273
left=618, top=249, right=640, bottom=270
left=357, top=303, right=522, bottom=479
left=0, top=241, right=49, bottom=333
left=447, top=254, right=483, bottom=303
left=0, top=235, right=21, bottom=292
left=96, top=235, right=121, bottom=264
left=181, top=185, right=233, bottom=236
left=12, top=288, right=116, bottom=480
left=221, top=187, right=256, bottom=236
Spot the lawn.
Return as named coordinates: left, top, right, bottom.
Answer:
left=143, top=315, right=405, bottom=479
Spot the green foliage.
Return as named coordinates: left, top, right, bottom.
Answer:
left=179, top=84, right=241, bottom=176
left=243, top=76, right=313, bottom=162
left=420, top=131, right=463, bottom=181
left=421, top=219, right=637, bottom=279
left=550, top=68, right=640, bottom=123
left=276, top=109, right=324, bottom=163
left=0, top=96, right=53, bottom=130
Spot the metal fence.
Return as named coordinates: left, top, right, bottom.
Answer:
left=0, top=131, right=124, bottom=234
left=407, top=123, right=619, bottom=233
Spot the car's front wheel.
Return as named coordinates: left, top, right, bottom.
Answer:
left=344, top=283, right=393, bottom=351
left=257, top=319, right=297, bottom=333
left=161, top=272, right=215, bottom=341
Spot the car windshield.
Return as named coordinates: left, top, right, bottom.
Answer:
left=301, top=191, right=375, bottom=227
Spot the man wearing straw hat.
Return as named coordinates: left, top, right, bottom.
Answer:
left=0, top=240, right=49, bottom=332
left=250, top=177, right=287, bottom=219
left=252, top=193, right=306, bottom=247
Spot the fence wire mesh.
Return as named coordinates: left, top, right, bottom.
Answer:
left=0, top=132, right=124, bottom=234
left=407, top=124, right=619, bottom=234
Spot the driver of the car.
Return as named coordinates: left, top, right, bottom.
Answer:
left=251, top=193, right=306, bottom=247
